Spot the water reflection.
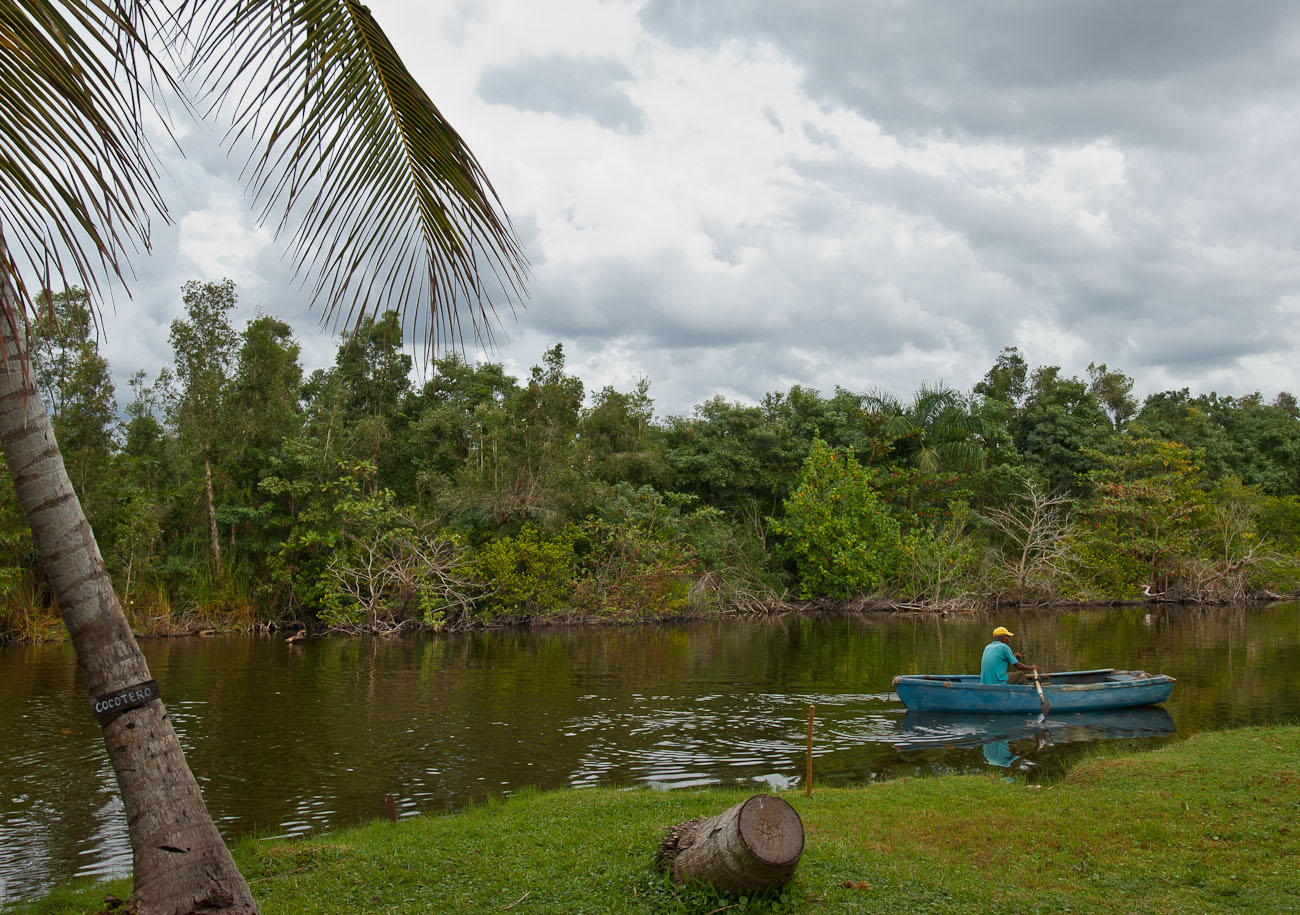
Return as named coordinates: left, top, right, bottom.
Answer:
left=1, top=602, right=1298, bottom=902
left=896, top=707, right=1178, bottom=770
left=565, top=690, right=893, bottom=791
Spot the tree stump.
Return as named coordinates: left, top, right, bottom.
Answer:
left=656, top=794, right=804, bottom=893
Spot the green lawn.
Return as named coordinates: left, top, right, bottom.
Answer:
left=17, top=726, right=1300, bottom=914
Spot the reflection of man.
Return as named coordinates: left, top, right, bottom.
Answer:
left=980, top=626, right=1038, bottom=685
left=983, top=740, right=1020, bottom=768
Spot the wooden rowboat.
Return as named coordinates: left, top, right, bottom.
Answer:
left=891, top=668, right=1175, bottom=714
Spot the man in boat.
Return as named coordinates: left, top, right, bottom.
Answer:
left=981, top=626, right=1038, bottom=685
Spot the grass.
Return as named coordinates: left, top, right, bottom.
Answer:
left=0, top=581, right=62, bottom=642
left=12, top=726, right=1300, bottom=914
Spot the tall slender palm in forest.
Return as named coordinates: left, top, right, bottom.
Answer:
left=0, top=3, right=526, bottom=913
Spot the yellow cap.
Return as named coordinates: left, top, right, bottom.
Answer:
left=992, top=626, right=1014, bottom=637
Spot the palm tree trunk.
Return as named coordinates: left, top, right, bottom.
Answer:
left=0, top=280, right=257, bottom=914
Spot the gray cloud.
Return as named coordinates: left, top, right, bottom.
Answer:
left=781, top=141, right=1300, bottom=383
left=640, top=0, right=1300, bottom=145
left=517, top=209, right=1001, bottom=402
left=478, top=54, right=646, bottom=134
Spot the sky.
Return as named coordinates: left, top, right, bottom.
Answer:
left=98, top=0, right=1300, bottom=419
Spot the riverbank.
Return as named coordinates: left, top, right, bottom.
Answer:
left=6, top=588, right=1293, bottom=644
left=16, top=725, right=1299, bottom=914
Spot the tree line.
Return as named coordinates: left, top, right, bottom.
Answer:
left=5, top=280, right=1300, bottom=639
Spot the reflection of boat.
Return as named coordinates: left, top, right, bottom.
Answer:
left=896, top=706, right=1177, bottom=751
left=892, top=668, right=1175, bottom=713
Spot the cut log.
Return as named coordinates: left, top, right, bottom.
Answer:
left=656, top=794, right=804, bottom=893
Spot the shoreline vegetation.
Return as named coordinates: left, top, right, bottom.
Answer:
left=10, top=287, right=1300, bottom=643
left=7, top=591, right=1297, bottom=644
left=16, top=725, right=1300, bottom=914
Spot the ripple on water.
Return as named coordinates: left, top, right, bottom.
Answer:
left=565, top=692, right=907, bottom=790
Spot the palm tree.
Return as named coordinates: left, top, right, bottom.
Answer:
left=867, top=384, right=988, bottom=474
left=0, top=3, right=526, bottom=913
left=865, top=384, right=989, bottom=513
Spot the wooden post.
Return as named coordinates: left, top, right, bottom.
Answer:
left=806, top=705, right=815, bottom=798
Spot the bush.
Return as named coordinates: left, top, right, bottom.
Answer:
left=1195, top=480, right=1300, bottom=597
left=571, top=515, right=699, bottom=620
left=894, top=503, right=982, bottom=603
left=322, top=525, right=469, bottom=632
left=463, top=524, right=577, bottom=620
left=769, top=439, right=902, bottom=599
left=1058, top=515, right=1150, bottom=600
left=579, top=482, right=781, bottom=611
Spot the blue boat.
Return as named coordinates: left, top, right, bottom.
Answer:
left=891, top=668, right=1175, bottom=714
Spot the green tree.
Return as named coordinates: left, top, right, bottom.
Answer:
left=0, top=470, right=42, bottom=637
left=664, top=395, right=804, bottom=517
left=501, top=343, right=586, bottom=521
left=464, top=524, right=577, bottom=619
left=896, top=502, right=981, bottom=604
left=1191, top=476, right=1293, bottom=598
left=762, top=384, right=874, bottom=456
left=581, top=378, right=666, bottom=486
left=28, top=287, right=117, bottom=521
left=445, top=344, right=585, bottom=526
left=1134, top=389, right=1300, bottom=495
left=1087, top=362, right=1138, bottom=431
left=231, top=317, right=303, bottom=463
left=333, top=311, right=412, bottom=484
left=223, top=316, right=305, bottom=565
left=865, top=384, right=988, bottom=522
left=1064, top=438, right=1207, bottom=599
left=973, top=346, right=1029, bottom=405
left=30, top=287, right=116, bottom=455
left=262, top=458, right=466, bottom=630
left=122, top=369, right=173, bottom=474
left=970, top=348, right=1032, bottom=509
left=256, top=436, right=344, bottom=616
left=117, top=371, right=173, bottom=600
left=0, top=4, right=526, bottom=911
left=769, top=439, right=902, bottom=599
left=1014, top=366, right=1112, bottom=492
left=868, top=383, right=987, bottom=475
left=169, top=279, right=240, bottom=571
left=398, top=353, right=519, bottom=509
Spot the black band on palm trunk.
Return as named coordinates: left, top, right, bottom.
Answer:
left=90, top=680, right=160, bottom=725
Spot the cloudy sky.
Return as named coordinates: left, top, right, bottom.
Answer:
left=102, top=0, right=1300, bottom=418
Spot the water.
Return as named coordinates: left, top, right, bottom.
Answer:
left=2, top=602, right=1298, bottom=902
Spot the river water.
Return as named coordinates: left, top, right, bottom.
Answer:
left=2, top=602, right=1298, bottom=902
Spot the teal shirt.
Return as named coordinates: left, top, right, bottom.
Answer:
left=980, top=640, right=1018, bottom=684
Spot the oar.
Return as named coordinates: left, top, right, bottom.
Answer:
left=1032, top=669, right=1051, bottom=722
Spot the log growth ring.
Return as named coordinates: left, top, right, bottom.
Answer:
left=738, top=794, right=804, bottom=866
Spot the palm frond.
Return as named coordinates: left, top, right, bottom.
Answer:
left=192, top=0, right=528, bottom=354
left=862, top=387, right=901, bottom=416
left=932, top=439, right=986, bottom=473
left=0, top=0, right=172, bottom=321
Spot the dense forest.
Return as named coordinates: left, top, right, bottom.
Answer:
left=5, top=279, right=1300, bottom=639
